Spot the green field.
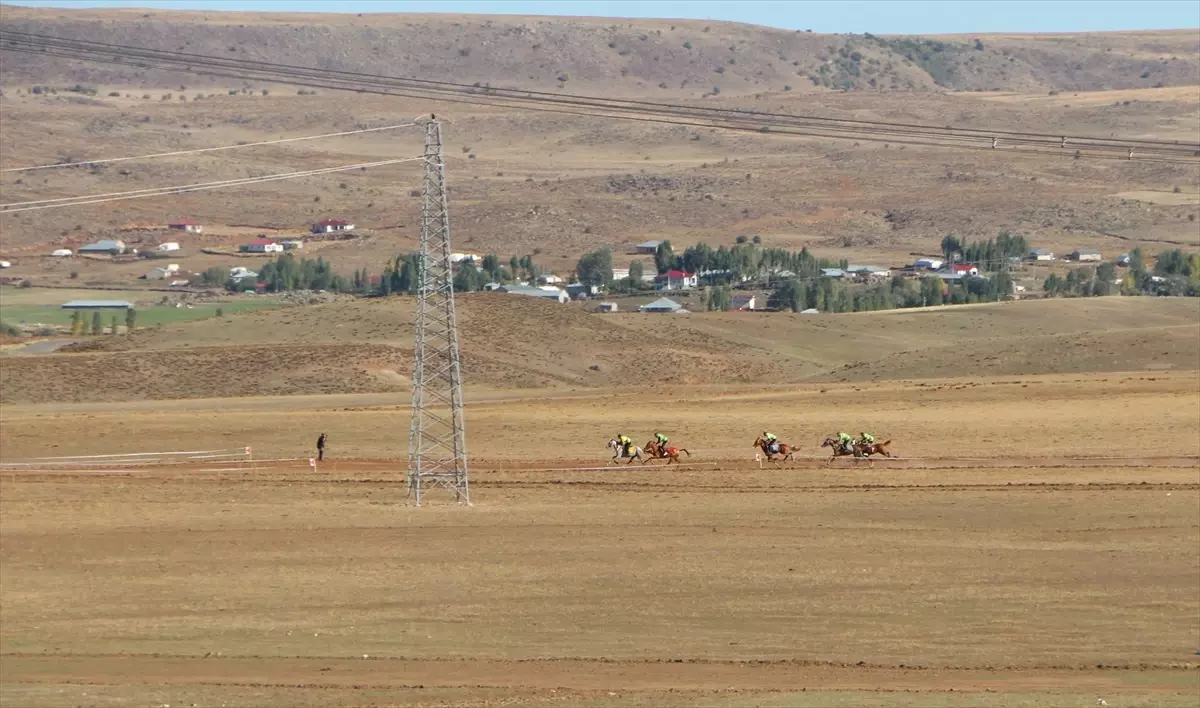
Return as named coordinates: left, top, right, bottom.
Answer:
left=0, top=287, right=285, bottom=328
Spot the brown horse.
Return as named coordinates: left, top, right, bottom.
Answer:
left=821, top=437, right=865, bottom=465
left=753, top=436, right=796, bottom=465
left=858, top=440, right=893, bottom=458
left=645, top=441, right=691, bottom=465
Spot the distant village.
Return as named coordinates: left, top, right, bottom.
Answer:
left=0, top=217, right=1157, bottom=315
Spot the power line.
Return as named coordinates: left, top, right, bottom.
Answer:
left=0, top=156, right=425, bottom=213
left=3, top=30, right=1196, bottom=164
left=0, top=122, right=419, bottom=172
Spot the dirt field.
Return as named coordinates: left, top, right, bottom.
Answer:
left=2, top=369, right=1198, bottom=707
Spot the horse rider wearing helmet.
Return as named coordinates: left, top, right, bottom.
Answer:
left=654, top=431, right=669, bottom=454
left=837, top=431, right=854, bottom=454
left=762, top=431, right=778, bottom=454
left=617, top=433, right=633, bottom=457
left=858, top=431, right=876, bottom=450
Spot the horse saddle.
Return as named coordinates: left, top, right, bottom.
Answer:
left=769, top=443, right=780, bottom=453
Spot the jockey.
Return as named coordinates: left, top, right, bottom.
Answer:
left=654, top=432, right=669, bottom=452
left=837, top=431, right=854, bottom=453
left=859, top=432, right=876, bottom=448
left=617, top=434, right=633, bottom=456
left=762, top=431, right=778, bottom=453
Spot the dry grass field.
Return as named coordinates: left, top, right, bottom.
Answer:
left=2, top=366, right=1199, bottom=707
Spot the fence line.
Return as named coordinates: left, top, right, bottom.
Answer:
left=0, top=446, right=253, bottom=469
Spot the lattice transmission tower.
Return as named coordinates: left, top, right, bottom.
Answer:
left=407, top=117, right=470, bottom=506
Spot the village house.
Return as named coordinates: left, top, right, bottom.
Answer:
left=282, top=240, right=304, bottom=250
left=499, top=284, right=570, bottom=303
left=946, top=263, right=980, bottom=277
left=167, top=219, right=202, bottom=233
left=913, top=257, right=943, bottom=270
left=156, top=242, right=181, bottom=252
left=241, top=238, right=283, bottom=254
left=1070, top=248, right=1102, bottom=262
left=639, top=297, right=686, bottom=313
left=311, top=219, right=355, bottom=234
left=634, top=240, right=664, bottom=255
left=144, top=264, right=180, bottom=280
left=79, top=239, right=126, bottom=255
left=654, top=269, right=698, bottom=291
left=1029, top=248, right=1054, bottom=261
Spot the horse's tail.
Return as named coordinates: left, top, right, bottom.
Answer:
left=681, top=448, right=690, bottom=456
left=879, top=440, right=891, bottom=447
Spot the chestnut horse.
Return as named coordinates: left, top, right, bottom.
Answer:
left=821, top=437, right=864, bottom=465
left=644, top=441, right=691, bottom=465
left=753, top=436, right=796, bottom=465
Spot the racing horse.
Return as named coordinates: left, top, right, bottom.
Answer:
left=644, top=440, right=692, bottom=465
left=821, top=436, right=865, bottom=465
left=857, top=440, right=893, bottom=459
left=607, top=438, right=648, bottom=465
left=753, top=436, right=796, bottom=465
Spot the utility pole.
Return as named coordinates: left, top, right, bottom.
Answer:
left=407, top=116, right=470, bottom=506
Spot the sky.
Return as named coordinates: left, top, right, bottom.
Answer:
left=7, top=0, right=1200, bottom=35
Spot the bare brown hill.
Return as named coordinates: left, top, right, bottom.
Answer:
left=2, top=6, right=1198, bottom=96
left=1, top=294, right=1196, bottom=404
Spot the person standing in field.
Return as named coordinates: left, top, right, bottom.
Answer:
left=316, top=433, right=327, bottom=462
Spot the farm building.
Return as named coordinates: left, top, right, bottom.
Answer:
left=821, top=268, right=846, bottom=279
left=1071, top=249, right=1102, bottom=262
left=0, top=260, right=10, bottom=268
left=241, top=238, right=283, bottom=254
left=639, top=297, right=684, bottom=313
left=499, top=284, right=570, bottom=303
left=654, top=269, right=698, bottom=291
left=450, top=253, right=480, bottom=264
left=729, top=294, right=756, bottom=311
left=144, top=264, right=180, bottom=280
left=79, top=239, right=126, bottom=255
left=167, top=219, right=202, bottom=233
left=282, top=240, right=304, bottom=250
left=229, top=266, right=258, bottom=281
left=50, top=248, right=73, bottom=257
left=597, top=302, right=618, bottom=312
left=156, top=242, right=181, bottom=252
left=1116, top=253, right=1132, bottom=266
left=311, top=219, right=354, bottom=233
left=61, top=300, right=132, bottom=310
left=538, top=274, right=565, bottom=285
left=947, top=264, right=980, bottom=276
left=634, top=240, right=664, bottom=255
left=567, top=283, right=600, bottom=299
left=1029, top=248, right=1054, bottom=261
left=913, top=257, right=943, bottom=270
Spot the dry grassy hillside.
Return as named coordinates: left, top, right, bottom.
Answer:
left=2, top=294, right=1196, bottom=404
left=2, top=6, right=1198, bottom=95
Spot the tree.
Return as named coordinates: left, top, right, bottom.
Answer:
left=920, top=276, right=945, bottom=306
left=125, top=308, right=137, bottom=332
left=941, top=235, right=963, bottom=262
left=767, top=279, right=803, bottom=312
left=70, top=310, right=84, bottom=336
left=91, top=311, right=103, bottom=336
left=707, top=284, right=732, bottom=311
left=202, top=266, right=229, bottom=286
left=575, top=248, right=614, bottom=287
left=110, top=315, right=118, bottom=335
left=629, top=259, right=644, bottom=286
left=654, top=240, right=675, bottom=274
left=1043, top=273, right=1063, bottom=296
left=453, top=262, right=486, bottom=292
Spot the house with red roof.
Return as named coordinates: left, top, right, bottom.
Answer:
left=311, top=218, right=355, bottom=234
left=654, top=269, right=698, bottom=291
left=949, top=263, right=980, bottom=276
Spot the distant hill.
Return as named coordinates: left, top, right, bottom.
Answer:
left=1, top=295, right=1196, bottom=404
left=1, top=6, right=1198, bottom=96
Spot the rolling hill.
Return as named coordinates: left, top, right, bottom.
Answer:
left=1, top=294, right=1196, bottom=404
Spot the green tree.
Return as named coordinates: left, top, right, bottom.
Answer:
left=707, top=284, right=732, bottom=311
left=920, top=276, right=945, bottom=306
left=125, top=308, right=137, bottom=331
left=452, top=262, right=486, bottom=292
left=941, top=235, right=963, bottom=262
left=70, top=310, right=84, bottom=336
left=576, top=248, right=614, bottom=287
left=1043, top=273, right=1063, bottom=296
left=110, top=315, right=118, bottom=335
left=91, top=311, right=103, bottom=336
left=202, top=266, right=229, bottom=286
left=629, top=259, right=644, bottom=286
left=768, top=279, right=803, bottom=312
left=654, top=241, right=676, bottom=274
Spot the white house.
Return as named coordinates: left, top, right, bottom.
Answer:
left=311, top=219, right=354, bottom=233
left=450, top=252, right=480, bottom=264
left=597, top=302, right=619, bottom=312
left=156, top=242, right=181, bottom=252
left=242, top=238, right=283, bottom=253
left=145, top=263, right=180, bottom=280
left=914, top=257, right=943, bottom=270
left=167, top=219, right=202, bottom=233
left=0, top=260, right=10, bottom=269
left=538, top=274, right=565, bottom=285
left=1071, top=248, right=1102, bottom=262
left=654, top=269, right=698, bottom=291
left=946, top=263, right=980, bottom=277
left=229, top=266, right=258, bottom=281
left=1029, top=248, right=1054, bottom=261
left=282, top=240, right=304, bottom=250
left=500, top=284, right=570, bottom=303
left=51, top=248, right=73, bottom=257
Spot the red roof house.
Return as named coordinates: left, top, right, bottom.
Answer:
left=167, top=218, right=202, bottom=233
left=312, top=218, right=355, bottom=233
